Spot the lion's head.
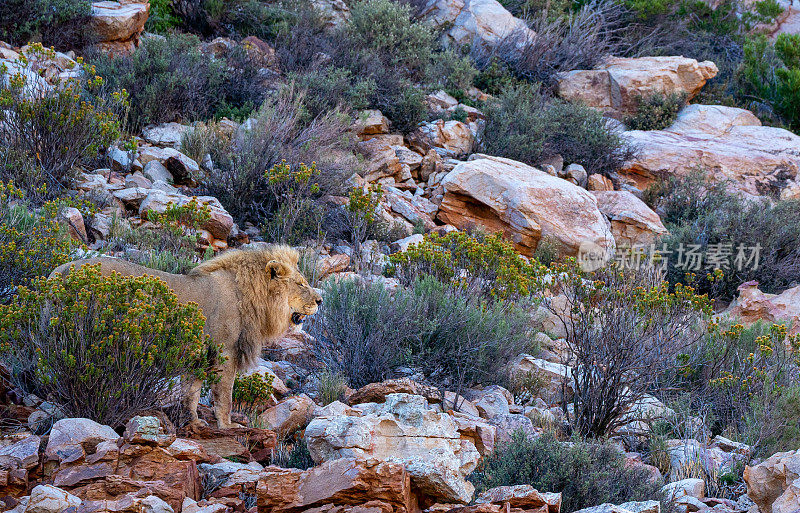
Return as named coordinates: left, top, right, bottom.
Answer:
left=265, top=258, right=322, bottom=327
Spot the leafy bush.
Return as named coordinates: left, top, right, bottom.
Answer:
left=651, top=172, right=800, bottom=300
left=90, top=34, right=263, bottom=131
left=308, top=276, right=533, bottom=394
left=290, top=66, right=376, bottom=119
left=471, top=432, right=663, bottom=513
left=389, top=230, right=546, bottom=301
left=146, top=0, right=182, bottom=33
left=308, top=279, right=414, bottom=389
left=0, top=0, right=90, bottom=47
left=314, top=370, right=348, bottom=406
left=232, top=372, right=275, bottom=417
left=106, top=198, right=212, bottom=274
left=676, top=321, right=800, bottom=457
left=0, top=264, right=221, bottom=427
left=625, top=92, right=688, bottom=130
left=171, top=0, right=296, bottom=39
left=199, top=89, right=353, bottom=228
left=0, top=184, right=80, bottom=304
left=738, top=34, right=800, bottom=131
left=482, top=83, right=635, bottom=176
left=0, top=45, right=127, bottom=198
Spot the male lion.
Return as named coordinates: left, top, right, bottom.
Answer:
left=50, top=245, right=322, bottom=428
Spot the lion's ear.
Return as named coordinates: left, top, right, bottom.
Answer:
left=267, top=260, right=291, bottom=280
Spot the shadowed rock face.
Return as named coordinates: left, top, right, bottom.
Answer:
left=437, top=155, right=615, bottom=258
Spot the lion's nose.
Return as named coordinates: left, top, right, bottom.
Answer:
left=315, top=298, right=323, bottom=306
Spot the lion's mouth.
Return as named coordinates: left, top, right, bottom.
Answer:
left=291, top=312, right=306, bottom=325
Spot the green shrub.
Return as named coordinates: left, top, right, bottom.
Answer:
left=739, top=34, right=800, bottom=131
left=107, top=198, right=212, bottom=274
left=232, top=372, right=275, bottom=417
left=0, top=264, right=222, bottom=427
left=471, top=432, right=663, bottom=513
left=199, top=90, right=353, bottom=228
left=314, top=370, right=348, bottom=406
left=625, top=92, right=688, bottom=130
left=0, top=184, right=81, bottom=304
left=676, top=321, right=800, bottom=457
left=290, top=66, right=376, bottom=119
left=146, top=0, right=182, bottom=33
left=346, top=0, right=435, bottom=76
left=308, top=276, right=533, bottom=395
left=90, top=34, right=263, bottom=131
left=389, top=230, right=546, bottom=301
left=482, top=83, right=635, bottom=176
left=0, top=45, right=127, bottom=199
left=0, top=0, right=90, bottom=47
left=652, top=172, right=800, bottom=300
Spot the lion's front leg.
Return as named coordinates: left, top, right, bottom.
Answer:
left=211, top=364, right=241, bottom=429
left=183, top=377, right=206, bottom=427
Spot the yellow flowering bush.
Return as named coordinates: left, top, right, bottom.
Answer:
left=0, top=43, right=128, bottom=198
left=232, top=372, right=275, bottom=417
left=0, top=182, right=81, bottom=303
left=389, top=231, right=548, bottom=301
left=0, top=264, right=222, bottom=427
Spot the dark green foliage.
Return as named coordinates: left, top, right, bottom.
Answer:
left=738, top=34, right=800, bottom=131
left=146, top=0, right=183, bottom=33
left=169, top=0, right=297, bottom=39
left=289, top=67, right=376, bottom=119
left=90, top=34, right=263, bottom=131
left=470, top=432, right=663, bottom=513
left=308, top=276, right=532, bottom=393
left=651, top=172, right=800, bottom=300
left=0, top=0, right=90, bottom=47
left=482, top=84, right=635, bottom=175
left=625, top=92, right=688, bottom=130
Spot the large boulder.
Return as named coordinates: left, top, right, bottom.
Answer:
left=557, top=56, right=718, bottom=118
left=591, top=190, right=667, bottom=246
left=618, top=105, right=800, bottom=198
left=475, top=485, right=562, bottom=513
left=305, top=393, right=481, bottom=503
left=745, top=450, right=800, bottom=513
left=257, top=458, right=414, bottom=513
left=419, top=0, right=534, bottom=49
left=45, top=418, right=120, bottom=464
left=88, top=1, right=150, bottom=54
left=25, top=485, right=81, bottom=513
left=438, top=155, right=615, bottom=258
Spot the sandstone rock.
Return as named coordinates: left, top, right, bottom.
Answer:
left=88, top=1, right=149, bottom=49
left=139, top=190, right=234, bottom=241
left=509, top=355, right=573, bottom=404
left=409, top=120, right=474, bottom=158
left=0, top=435, right=40, bottom=470
left=257, top=458, right=414, bottom=513
left=562, top=163, right=588, bottom=187
left=557, top=56, right=718, bottom=117
left=258, top=394, right=314, bottom=435
left=58, top=207, right=88, bottom=243
left=347, top=379, right=439, bottom=405
left=142, top=123, right=192, bottom=148
left=391, top=234, right=425, bottom=253
left=588, top=174, right=614, bottom=191
left=662, top=478, right=706, bottom=501
left=475, top=485, right=561, bottom=513
left=426, top=90, right=460, bottom=112
left=306, top=393, right=481, bottom=503
left=316, top=254, right=351, bottom=279
left=574, top=501, right=660, bottom=513
left=199, top=460, right=264, bottom=488
left=745, top=449, right=800, bottom=513
left=420, top=0, right=534, bottom=49
left=355, top=110, right=389, bottom=138
left=137, top=147, right=200, bottom=181
left=143, top=161, right=174, bottom=184
left=487, top=414, right=538, bottom=445
left=592, top=190, right=667, bottom=246
left=438, top=156, right=614, bottom=258
left=25, top=484, right=81, bottom=513
left=311, top=0, right=351, bottom=27
left=469, top=390, right=510, bottom=420
left=618, top=105, right=800, bottom=198
left=726, top=282, right=800, bottom=335
left=124, top=417, right=175, bottom=447
left=46, top=418, right=119, bottom=464
left=358, top=137, right=402, bottom=181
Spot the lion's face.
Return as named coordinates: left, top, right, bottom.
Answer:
left=267, top=260, right=322, bottom=326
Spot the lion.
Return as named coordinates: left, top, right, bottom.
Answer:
left=50, top=244, right=322, bottom=428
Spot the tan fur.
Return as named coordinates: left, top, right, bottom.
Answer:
left=50, top=245, right=321, bottom=428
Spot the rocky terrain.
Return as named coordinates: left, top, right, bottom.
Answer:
left=1, top=1, right=800, bottom=513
